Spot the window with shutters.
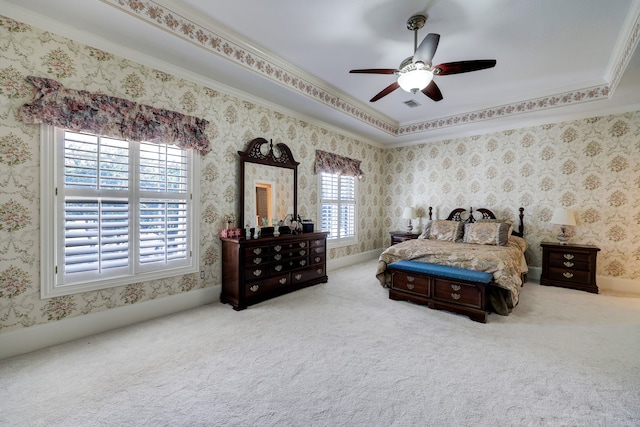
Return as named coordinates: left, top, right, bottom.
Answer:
left=318, top=172, right=357, bottom=248
left=40, top=126, right=199, bottom=298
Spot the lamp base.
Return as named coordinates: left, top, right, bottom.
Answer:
left=406, top=219, right=413, bottom=233
left=556, top=231, right=569, bottom=245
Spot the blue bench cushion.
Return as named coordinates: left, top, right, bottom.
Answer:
left=388, top=260, right=493, bottom=284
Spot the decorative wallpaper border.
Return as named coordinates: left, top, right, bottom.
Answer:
left=102, top=0, right=636, bottom=137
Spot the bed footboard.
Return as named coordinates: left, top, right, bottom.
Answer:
left=387, top=260, right=494, bottom=323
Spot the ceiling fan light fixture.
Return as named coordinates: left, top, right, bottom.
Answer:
left=397, top=69, right=434, bottom=93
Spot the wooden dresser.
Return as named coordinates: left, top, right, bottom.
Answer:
left=540, top=242, right=600, bottom=293
left=221, top=231, right=328, bottom=310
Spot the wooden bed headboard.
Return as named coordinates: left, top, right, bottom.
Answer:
left=427, top=206, right=525, bottom=237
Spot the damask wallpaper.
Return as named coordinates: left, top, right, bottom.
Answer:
left=0, top=15, right=638, bottom=335
left=0, top=16, right=384, bottom=333
left=384, top=113, right=640, bottom=283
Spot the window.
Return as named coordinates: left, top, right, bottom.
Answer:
left=318, top=172, right=357, bottom=247
left=41, top=126, right=199, bottom=298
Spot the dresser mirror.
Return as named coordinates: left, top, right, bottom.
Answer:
left=239, top=137, right=298, bottom=229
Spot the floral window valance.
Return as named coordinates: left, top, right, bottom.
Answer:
left=314, top=150, right=364, bottom=178
left=19, top=76, right=211, bottom=156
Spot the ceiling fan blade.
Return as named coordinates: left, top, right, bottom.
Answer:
left=433, top=60, right=497, bottom=75
left=413, top=33, right=440, bottom=65
left=370, top=82, right=400, bottom=102
left=422, top=80, right=443, bottom=102
left=349, top=69, right=398, bottom=74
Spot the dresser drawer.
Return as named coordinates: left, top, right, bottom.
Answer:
left=390, top=271, right=430, bottom=296
left=310, top=253, right=325, bottom=266
left=547, top=267, right=590, bottom=284
left=244, top=245, right=269, bottom=257
left=432, top=278, right=483, bottom=309
left=246, top=254, right=270, bottom=267
left=310, top=245, right=325, bottom=255
left=310, top=238, right=325, bottom=248
left=271, top=257, right=307, bottom=274
left=244, top=265, right=269, bottom=280
left=245, top=274, right=290, bottom=297
left=291, top=266, right=326, bottom=284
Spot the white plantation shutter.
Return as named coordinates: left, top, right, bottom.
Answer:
left=319, top=173, right=356, bottom=243
left=42, top=127, right=198, bottom=298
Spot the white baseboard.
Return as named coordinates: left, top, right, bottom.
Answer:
left=0, top=286, right=219, bottom=360
left=327, top=249, right=382, bottom=271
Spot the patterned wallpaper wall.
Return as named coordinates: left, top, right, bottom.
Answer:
left=0, top=16, right=384, bottom=333
left=384, top=112, right=640, bottom=282
left=0, top=15, right=638, bottom=334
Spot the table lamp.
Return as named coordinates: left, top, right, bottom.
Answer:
left=550, top=208, right=576, bottom=245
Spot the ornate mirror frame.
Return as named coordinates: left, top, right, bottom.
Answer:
left=239, top=137, right=299, bottom=230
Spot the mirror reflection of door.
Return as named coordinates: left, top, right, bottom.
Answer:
left=255, top=183, right=274, bottom=226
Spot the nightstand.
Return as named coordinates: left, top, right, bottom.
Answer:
left=389, top=231, right=419, bottom=245
left=540, top=242, right=600, bottom=293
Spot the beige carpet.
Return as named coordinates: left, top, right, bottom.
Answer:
left=1, top=259, right=639, bottom=426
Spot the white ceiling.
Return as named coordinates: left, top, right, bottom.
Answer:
left=3, top=0, right=640, bottom=147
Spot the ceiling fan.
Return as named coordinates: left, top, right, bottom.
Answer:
left=350, top=14, right=496, bottom=103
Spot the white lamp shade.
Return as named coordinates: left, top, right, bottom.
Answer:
left=398, top=69, right=434, bottom=93
left=550, top=208, right=576, bottom=226
left=402, top=207, right=416, bottom=219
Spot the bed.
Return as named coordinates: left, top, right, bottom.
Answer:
left=376, top=207, right=527, bottom=322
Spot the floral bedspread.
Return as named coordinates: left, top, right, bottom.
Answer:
left=376, top=236, right=528, bottom=307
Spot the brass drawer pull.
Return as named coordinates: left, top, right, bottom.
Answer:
left=299, top=242, right=306, bottom=248
left=317, top=268, right=323, bottom=274
left=274, top=254, right=282, bottom=261
left=563, top=253, right=574, bottom=260
left=451, top=284, right=461, bottom=291
left=406, top=283, right=415, bottom=290
left=451, top=293, right=461, bottom=300
left=279, top=278, right=287, bottom=284
left=253, top=257, right=262, bottom=264
left=249, top=284, right=259, bottom=292
left=407, top=276, right=415, bottom=282
left=253, top=248, right=262, bottom=255
left=252, top=269, right=262, bottom=276
left=300, top=260, right=306, bottom=266
left=563, top=272, right=574, bottom=279
left=314, top=257, right=321, bottom=263
left=275, top=265, right=282, bottom=272
left=294, top=273, right=302, bottom=280
left=274, top=245, right=281, bottom=252
left=563, top=261, right=574, bottom=267
left=299, top=250, right=306, bottom=256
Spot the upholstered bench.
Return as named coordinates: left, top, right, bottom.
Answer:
left=387, top=260, right=494, bottom=323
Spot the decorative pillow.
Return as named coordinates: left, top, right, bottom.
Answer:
left=417, top=221, right=432, bottom=239
left=477, top=218, right=514, bottom=237
left=463, top=222, right=511, bottom=246
left=427, top=220, right=464, bottom=242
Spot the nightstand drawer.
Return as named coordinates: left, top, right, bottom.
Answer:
left=547, top=267, right=590, bottom=284
left=547, top=258, right=591, bottom=271
left=391, top=271, right=430, bottom=296
left=548, top=251, right=591, bottom=264
left=432, top=278, right=482, bottom=309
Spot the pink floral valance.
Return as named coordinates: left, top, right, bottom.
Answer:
left=19, top=76, right=211, bottom=155
left=314, top=150, right=364, bottom=178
